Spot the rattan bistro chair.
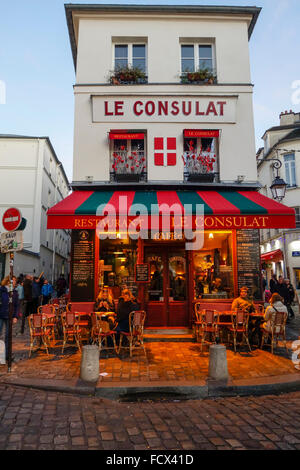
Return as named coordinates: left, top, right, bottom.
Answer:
left=227, top=310, right=251, bottom=353
left=118, top=311, right=147, bottom=357
left=28, top=314, right=50, bottom=357
left=261, top=311, right=288, bottom=354
left=38, top=304, right=56, bottom=343
left=91, top=312, right=117, bottom=355
left=193, top=302, right=202, bottom=342
left=198, top=309, right=219, bottom=352
left=61, top=311, right=82, bottom=354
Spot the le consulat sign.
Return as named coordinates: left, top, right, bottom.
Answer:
left=92, top=94, right=238, bottom=123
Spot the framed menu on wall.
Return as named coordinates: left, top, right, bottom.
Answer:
left=71, top=230, right=95, bottom=302
left=236, top=229, right=262, bottom=300
left=135, top=263, right=150, bottom=283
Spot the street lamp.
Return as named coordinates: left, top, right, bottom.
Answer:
left=269, top=159, right=287, bottom=202
left=258, top=156, right=287, bottom=202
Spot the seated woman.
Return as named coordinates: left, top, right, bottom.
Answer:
left=94, top=287, right=116, bottom=329
left=115, top=289, right=139, bottom=334
left=263, top=293, right=288, bottom=333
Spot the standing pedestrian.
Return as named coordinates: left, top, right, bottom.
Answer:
left=16, top=278, right=24, bottom=324
left=269, top=274, right=278, bottom=294
left=41, top=279, right=53, bottom=305
left=56, top=275, right=67, bottom=298
left=285, top=279, right=295, bottom=319
left=22, top=274, right=33, bottom=334
left=0, top=276, right=19, bottom=361
left=32, top=277, right=41, bottom=313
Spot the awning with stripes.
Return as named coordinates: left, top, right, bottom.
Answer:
left=47, top=190, right=296, bottom=230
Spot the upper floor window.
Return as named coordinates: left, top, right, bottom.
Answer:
left=114, top=44, right=146, bottom=73
left=181, top=44, right=214, bottom=73
left=284, top=153, right=297, bottom=187
left=294, top=207, right=300, bottom=228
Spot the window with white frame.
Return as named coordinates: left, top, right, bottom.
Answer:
left=294, top=207, right=300, bottom=228
left=114, top=44, right=147, bottom=73
left=181, top=44, right=214, bottom=73
left=284, top=153, right=297, bottom=187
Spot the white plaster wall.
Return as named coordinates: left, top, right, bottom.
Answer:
left=76, top=16, right=252, bottom=84
left=73, top=86, right=257, bottom=182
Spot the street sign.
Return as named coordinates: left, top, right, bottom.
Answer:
left=0, top=231, right=23, bottom=253
left=2, top=208, right=22, bottom=232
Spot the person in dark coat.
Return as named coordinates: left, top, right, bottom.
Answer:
left=22, top=275, right=33, bottom=334
left=32, top=277, right=41, bottom=313
left=285, top=279, right=295, bottom=319
left=269, top=275, right=278, bottom=294
left=0, top=276, right=19, bottom=360
left=56, top=275, right=67, bottom=298
left=115, top=289, right=139, bottom=334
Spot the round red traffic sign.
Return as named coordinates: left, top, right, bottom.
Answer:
left=2, top=208, right=22, bottom=232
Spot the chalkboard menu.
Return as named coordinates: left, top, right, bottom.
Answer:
left=135, top=263, right=150, bottom=283
left=236, top=230, right=262, bottom=300
left=71, top=230, right=95, bottom=301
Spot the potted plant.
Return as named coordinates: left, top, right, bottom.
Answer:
left=182, top=145, right=216, bottom=182
left=112, top=150, right=146, bottom=182
left=110, top=66, right=147, bottom=85
left=180, top=68, right=216, bottom=85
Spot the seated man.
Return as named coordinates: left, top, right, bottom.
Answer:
left=231, top=286, right=255, bottom=313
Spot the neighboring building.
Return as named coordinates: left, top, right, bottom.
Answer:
left=0, top=135, right=71, bottom=282
left=257, top=110, right=300, bottom=290
left=48, top=4, right=295, bottom=329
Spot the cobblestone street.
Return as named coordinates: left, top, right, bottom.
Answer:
left=1, top=384, right=300, bottom=450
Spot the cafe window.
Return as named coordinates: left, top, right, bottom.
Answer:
left=99, top=238, right=138, bottom=300
left=193, top=231, right=234, bottom=300
left=183, top=131, right=219, bottom=181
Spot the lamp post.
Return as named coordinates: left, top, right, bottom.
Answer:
left=258, top=156, right=287, bottom=202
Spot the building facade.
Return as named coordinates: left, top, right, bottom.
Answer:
left=48, top=4, right=295, bottom=328
left=257, top=110, right=300, bottom=290
left=0, top=135, right=71, bottom=282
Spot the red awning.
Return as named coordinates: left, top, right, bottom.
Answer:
left=184, top=130, right=220, bottom=138
left=47, top=190, right=296, bottom=230
left=109, top=132, right=145, bottom=140
left=261, top=249, right=283, bottom=262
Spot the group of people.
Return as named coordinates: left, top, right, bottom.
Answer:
left=0, top=273, right=68, bottom=361
left=231, top=285, right=294, bottom=345
left=93, top=286, right=139, bottom=338
left=268, top=275, right=296, bottom=319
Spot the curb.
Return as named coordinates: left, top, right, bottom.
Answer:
left=1, top=373, right=300, bottom=400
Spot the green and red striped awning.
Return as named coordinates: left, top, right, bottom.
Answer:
left=47, top=190, right=296, bottom=230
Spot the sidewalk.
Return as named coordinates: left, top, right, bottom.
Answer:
left=0, top=307, right=299, bottom=399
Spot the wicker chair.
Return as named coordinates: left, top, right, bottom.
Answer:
left=61, top=311, right=81, bottom=354
left=227, top=310, right=251, bottom=353
left=28, top=314, right=50, bottom=357
left=198, top=309, right=219, bottom=352
left=118, top=311, right=147, bottom=357
left=261, top=311, right=288, bottom=354
left=91, top=312, right=117, bottom=355
left=38, top=304, right=56, bottom=343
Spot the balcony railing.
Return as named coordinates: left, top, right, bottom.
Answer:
left=110, top=150, right=147, bottom=182
left=183, top=151, right=219, bottom=183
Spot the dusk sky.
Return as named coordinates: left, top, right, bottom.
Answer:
left=0, top=0, right=299, bottom=180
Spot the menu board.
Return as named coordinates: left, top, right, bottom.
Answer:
left=236, top=230, right=262, bottom=300
left=135, top=263, right=150, bottom=283
left=71, top=230, right=95, bottom=301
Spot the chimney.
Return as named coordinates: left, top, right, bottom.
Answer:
left=279, top=109, right=295, bottom=126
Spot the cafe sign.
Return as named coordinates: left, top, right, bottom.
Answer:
left=92, top=95, right=238, bottom=123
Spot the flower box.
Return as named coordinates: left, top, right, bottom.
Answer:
left=115, top=174, right=142, bottom=182
left=187, top=174, right=215, bottom=183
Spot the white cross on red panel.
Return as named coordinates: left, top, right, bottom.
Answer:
left=154, top=137, right=177, bottom=166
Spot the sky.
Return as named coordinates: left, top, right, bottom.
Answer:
left=0, top=0, right=300, bottom=181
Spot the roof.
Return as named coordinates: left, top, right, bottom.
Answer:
left=257, top=127, right=300, bottom=168
left=65, top=3, right=262, bottom=70
left=0, top=134, right=70, bottom=186
left=262, top=123, right=300, bottom=139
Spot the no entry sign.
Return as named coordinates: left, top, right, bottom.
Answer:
left=2, top=208, right=22, bottom=232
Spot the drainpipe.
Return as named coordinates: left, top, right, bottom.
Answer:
left=282, top=231, right=288, bottom=278
left=51, top=162, right=62, bottom=286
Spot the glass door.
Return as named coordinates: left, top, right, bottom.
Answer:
left=145, top=247, right=188, bottom=327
